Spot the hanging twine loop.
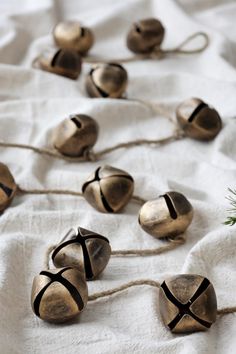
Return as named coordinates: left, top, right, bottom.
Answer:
left=84, top=31, right=209, bottom=64
left=151, top=32, right=209, bottom=59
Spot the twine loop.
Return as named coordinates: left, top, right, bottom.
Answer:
left=151, top=31, right=209, bottom=59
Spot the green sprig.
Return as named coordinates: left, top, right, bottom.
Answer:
left=224, top=188, right=236, bottom=226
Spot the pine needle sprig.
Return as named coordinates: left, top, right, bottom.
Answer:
left=224, top=188, right=236, bottom=226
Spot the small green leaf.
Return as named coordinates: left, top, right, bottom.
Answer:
left=224, top=189, right=236, bottom=226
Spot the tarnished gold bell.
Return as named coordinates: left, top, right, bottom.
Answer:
left=38, top=48, right=82, bottom=79
left=52, top=227, right=111, bottom=280
left=127, top=18, right=165, bottom=54
left=0, top=162, right=17, bottom=214
left=139, top=191, right=193, bottom=239
left=82, top=165, right=134, bottom=213
left=176, top=98, right=222, bottom=141
left=159, top=274, right=217, bottom=333
left=86, top=63, right=128, bottom=98
left=53, top=21, right=94, bottom=55
left=31, top=267, right=88, bottom=323
left=52, top=114, right=99, bottom=157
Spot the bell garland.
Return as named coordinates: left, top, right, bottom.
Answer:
left=0, top=162, right=194, bottom=241
left=31, top=237, right=236, bottom=332
left=2, top=13, right=233, bottom=337
left=33, top=18, right=209, bottom=79
left=0, top=92, right=222, bottom=162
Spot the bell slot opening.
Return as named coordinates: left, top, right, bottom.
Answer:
left=135, top=24, right=141, bottom=33
left=0, top=182, right=13, bottom=197
left=163, top=194, right=178, bottom=219
left=80, top=27, right=85, bottom=37
left=51, top=49, right=62, bottom=67
left=188, top=102, right=208, bottom=123
left=71, top=116, right=82, bottom=129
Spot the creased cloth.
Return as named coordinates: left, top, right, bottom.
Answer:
left=0, top=0, right=236, bottom=353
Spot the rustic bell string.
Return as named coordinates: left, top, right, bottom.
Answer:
left=0, top=130, right=182, bottom=163
left=0, top=93, right=222, bottom=163
left=1, top=163, right=194, bottom=241
left=31, top=250, right=236, bottom=331
left=85, top=62, right=222, bottom=140
left=87, top=277, right=236, bottom=317
left=83, top=32, right=209, bottom=64
left=51, top=19, right=209, bottom=65
left=0, top=97, right=182, bottom=162
left=33, top=18, right=210, bottom=79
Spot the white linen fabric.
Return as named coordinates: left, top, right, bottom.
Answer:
left=0, top=0, right=236, bottom=353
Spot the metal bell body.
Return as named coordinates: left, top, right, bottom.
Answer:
left=139, top=191, right=193, bottom=239
left=127, top=18, right=165, bottom=54
left=31, top=267, right=88, bottom=323
left=52, top=227, right=111, bottom=280
left=159, top=274, right=217, bottom=333
left=0, top=162, right=17, bottom=213
left=86, top=63, right=128, bottom=98
left=176, top=98, right=222, bottom=141
left=52, top=114, right=99, bottom=157
left=53, top=21, right=94, bottom=55
left=82, top=165, right=134, bottom=213
left=38, top=48, right=82, bottom=79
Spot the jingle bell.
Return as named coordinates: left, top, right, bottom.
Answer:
left=126, top=18, right=165, bottom=54
left=159, top=274, right=217, bottom=333
left=82, top=165, right=134, bottom=213
left=53, top=21, right=94, bottom=55
left=52, top=114, right=99, bottom=157
left=52, top=227, right=111, bottom=280
left=38, top=48, right=82, bottom=79
left=138, top=191, right=193, bottom=239
left=86, top=63, right=128, bottom=98
left=0, top=162, right=17, bottom=213
left=176, top=98, right=222, bottom=141
left=31, top=267, right=88, bottom=323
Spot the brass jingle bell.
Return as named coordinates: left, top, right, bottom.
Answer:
left=126, top=18, right=165, bottom=54
left=176, top=98, right=222, bottom=141
left=138, top=191, right=193, bottom=239
left=38, top=48, right=82, bottom=79
left=0, top=162, right=17, bottom=214
left=82, top=165, right=134, bottom=213
left=52, top=114, right=99, bottom=157
left=31, top=267, right=88, bottom=323
left=52, top=227, right=111, bottom=280
left=53, top=21, right=94, bottom=55
left=85, top=63, right=128, bottom=98
left=159, top=274, right=217, bottom=333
